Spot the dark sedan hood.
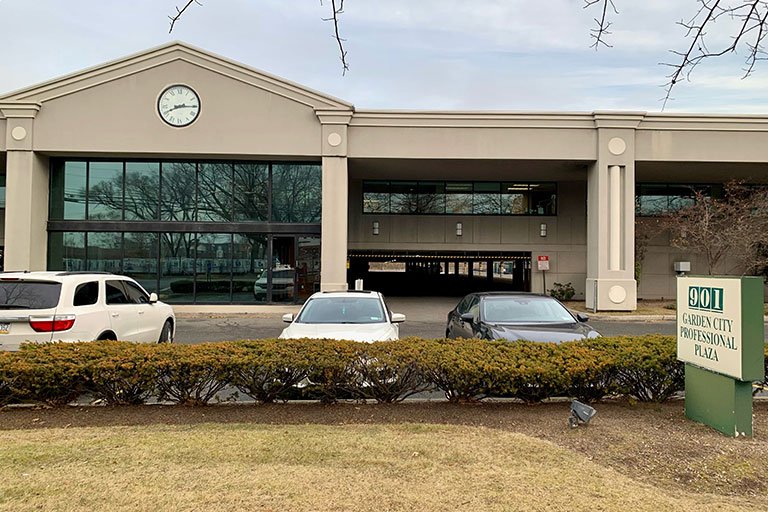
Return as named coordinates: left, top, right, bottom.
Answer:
left=486, top=322, right=598, bottom=343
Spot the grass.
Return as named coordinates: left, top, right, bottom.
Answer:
left=0, top=422, right=760, bottom=512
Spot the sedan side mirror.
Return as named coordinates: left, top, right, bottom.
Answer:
left=282, top=313, right=294, bottom=323
left=460, top=313, right=475, bottom=323
left=576, top=313, right=589, bottom=323
left=149, top=292, right=158, bottom=304
left=391, top=313, right=406, bottom=323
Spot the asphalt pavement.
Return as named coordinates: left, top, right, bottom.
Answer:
left=173, top=296, right=679, bottom=344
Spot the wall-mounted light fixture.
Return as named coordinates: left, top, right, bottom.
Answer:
left=540, top=223, right=547, bottom=237
left=456, top=222, right=463, bottom=236
left=372, top=221, right=380, bottom=236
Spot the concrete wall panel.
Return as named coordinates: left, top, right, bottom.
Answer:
left=32, top=60, right=322, bottom=157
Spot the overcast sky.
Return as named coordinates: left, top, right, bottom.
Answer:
left=2, top=0, right=768, bottom=113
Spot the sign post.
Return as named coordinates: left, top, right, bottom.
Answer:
left=537, top=255, right=549, bottom=294
left=676, top=276, right=765, bottom=437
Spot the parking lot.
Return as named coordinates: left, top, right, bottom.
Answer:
left=173, top=296, right=678, bottom=343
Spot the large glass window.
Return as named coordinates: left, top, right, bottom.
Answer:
left=161, top=162, right=197, bottom=221
left=234, top=163, right=269, bottom=221
left=473, top=182, right=501, bottom=215
left=198, top=163, right=233, bottom=222
left=125, top=162, right=159, bottom=221
left=195, top=233, right=233, bottom=303
left=635, top=183, right=716, bottom=216
left=272, top=164, right=321, bottom=222
left=124, top=232, right=159, bottom=293
left=49, top=161, right=87, bottom=220
left=445, top=182, right=473, bottom=214
left=362, top=181, right=390, bottom=213
left=390, top=181, right=418, bottom=214
left=86, top=232, right=122, bottom=273
left=48, top=159, right=321, bottom=304
left=88, top=162, right=123, bottom=221
left=363, top=180, right=556, bottom=215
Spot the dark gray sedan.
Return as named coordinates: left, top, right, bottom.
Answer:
left=445, top=292, right=600, bottom=342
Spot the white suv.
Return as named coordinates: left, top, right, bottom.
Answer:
left=0, top=271, right=176, bottom=351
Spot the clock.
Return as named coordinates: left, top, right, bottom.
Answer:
left=157, top=84, right=200, bottom=127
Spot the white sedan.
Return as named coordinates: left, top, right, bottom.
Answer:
left=279, top=290, right=405, bottom=342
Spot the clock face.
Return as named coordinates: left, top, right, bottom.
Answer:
left=158, top=85, right=200, bottom=127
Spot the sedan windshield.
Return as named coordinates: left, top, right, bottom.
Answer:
left=481, top=297, right=575, bottom=324
left=296, top=297, right=386, bottom=324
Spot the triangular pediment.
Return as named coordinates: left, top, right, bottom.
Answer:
left=0, top=41, right=352, bottom=111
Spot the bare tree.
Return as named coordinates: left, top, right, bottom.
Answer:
left=166, top=2, right=768, bottom=106
left=660, top=181, right=768, bottom=275
left=585, top=0, right=768, bottom=107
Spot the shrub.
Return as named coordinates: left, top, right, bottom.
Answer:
left=83, top=342, right=157, bottom=405
left=608, top=335, right=684, bottom=402
left=153, top=343, right=237, bottom=405
left=351, top=338, right=432, bottom=403
left=0, top=352, right=18, bottom=406
left=303, top=340, right=360, bottom=403
left=557, top=340, right=618, bottom=403
left=416, top=338, right=514, bottom=402
left=505, top=342, right=567, bottom=403
left=549, top=282, right=575, bottom=301
left=229, top=339, right=314, bottom=403
left=6, top=343, right=88, bottom=405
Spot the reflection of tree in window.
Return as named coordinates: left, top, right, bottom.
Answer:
left=125, top=162, right=160, bottom=220
left=88, top=162, right=123, bottom=220
left=502, top=184, right=530, bottom=214
left=198, top=163, right=234, bottom=222
left=234, top=164, right=269, bottom=221
left=390, top=181, right=418, bottom=214
left=445, top=183, right=472, bottom=214
left=418, top=182, right=445, bottom=214
left=272, top=164, right=321, bottom=222
left=161, top=162, right=197, bottom=221
left=473, top=182, right=501, bottom=214
left=363, top=181, right=390, bottom=213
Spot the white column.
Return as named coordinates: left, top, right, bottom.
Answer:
left=320, top=156, right=348, bottom=291
left=586, top=117, right=640, bottom=311
left=1, top=104, right=47, bottom=271
left=4, top=151, right=49, bottom=271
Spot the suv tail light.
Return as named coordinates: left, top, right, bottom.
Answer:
left=29, top=315, right=76, bottom=332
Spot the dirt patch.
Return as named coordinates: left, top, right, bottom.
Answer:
left=2, top=399, right=766, bottom=502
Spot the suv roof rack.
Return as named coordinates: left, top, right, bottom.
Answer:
left=55, top=271, right=114, bottom=276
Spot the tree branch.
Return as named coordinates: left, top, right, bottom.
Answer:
left=584, top=0, right=618, bottom=49
left=320, top=0, right=349, bottom=75
left=168, top=0, right=202, bottom=33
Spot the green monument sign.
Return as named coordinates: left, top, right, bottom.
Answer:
left=677, top=276, right=765, bottom=437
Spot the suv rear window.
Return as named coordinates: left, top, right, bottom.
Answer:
left=0, top=280, right=62, bottom=309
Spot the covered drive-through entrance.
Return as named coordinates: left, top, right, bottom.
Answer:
left=347, top=250, right=531, bottom=296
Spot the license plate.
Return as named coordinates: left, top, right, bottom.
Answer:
left=0, top=323, right=9, bottom=334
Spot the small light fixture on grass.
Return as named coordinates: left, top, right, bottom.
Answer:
left=568, top=400, right=597, bottom=428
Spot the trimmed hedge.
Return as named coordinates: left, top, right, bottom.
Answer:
left=0, top=335, right=754, bottom=407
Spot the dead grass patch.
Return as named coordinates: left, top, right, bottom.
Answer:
left=0, top=419, right=764, bottom=512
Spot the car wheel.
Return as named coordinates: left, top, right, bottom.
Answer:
left=158, top=320, right=173, bottom=343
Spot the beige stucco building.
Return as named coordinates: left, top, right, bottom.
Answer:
left=1, top=42, right=766, bottom=310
